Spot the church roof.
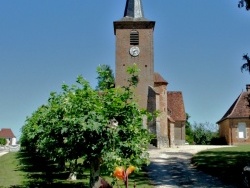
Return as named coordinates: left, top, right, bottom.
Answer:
left=0, top=128, right=15, bottom=139
left=124, top=0, right=144, bottom=18
left=154, top=72, right=168, bottom=85
left=217, top=87, right=250, bottom=123
left=120, top=0, right=149, bottom=21
left=113, top=0, right=155, bottom=34
left=167, top=92, right=186, bottom=122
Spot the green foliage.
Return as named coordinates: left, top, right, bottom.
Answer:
left=240, top=54, right=250, bottom=73
left=0, top=138, right=7, bottom=145
left=185, top=114, right=220, bottom=145
left=238, top=0, right=250, bottom=10
left=185, top=113, right=194, bottom=144
left=192, top=122, right=218, bottom=145
left=20, top=64, right=153, bottom=186
left=96, top=64, right=115, bottom=90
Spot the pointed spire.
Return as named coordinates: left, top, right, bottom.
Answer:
left=124, top=0, right=144, bottom=18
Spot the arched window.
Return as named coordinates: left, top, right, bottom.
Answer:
left=130, top=30, right=139, bottom=45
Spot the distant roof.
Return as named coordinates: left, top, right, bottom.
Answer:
left=217, top=91, right=250, bottom=123
left=154, top=72, right=168, bottom=85
left=0, top=128, right=15, bottom=139
left=167, top=91, right=186, bottom=121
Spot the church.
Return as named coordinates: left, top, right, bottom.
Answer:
left=113, top=0, right=186, bottom=148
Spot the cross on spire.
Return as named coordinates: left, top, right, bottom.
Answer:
left=124, top=0, right=144, bottom=18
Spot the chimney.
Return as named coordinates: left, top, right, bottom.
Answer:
left=246, top=84, right=250, bottom=92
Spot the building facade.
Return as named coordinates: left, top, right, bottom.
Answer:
left=217, top=85, right=250, bottom=145
left=114, top=0, right=186, bottom=148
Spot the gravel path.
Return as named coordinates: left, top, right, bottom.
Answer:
left=147, top=145, right=237, bottom=188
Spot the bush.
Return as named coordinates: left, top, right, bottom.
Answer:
left=192, top=122, right=218, bottom=145
left=0, top=138, right=7, bottom=145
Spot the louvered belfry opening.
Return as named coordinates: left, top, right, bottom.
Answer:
left=130, top=30, right=139, bottom=45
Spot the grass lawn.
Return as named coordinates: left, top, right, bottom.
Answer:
left=191, top=145, right=250, bottom=186
left=0, top=152, right=26, bottom=187
left=0, top=152, right=152, bottom=188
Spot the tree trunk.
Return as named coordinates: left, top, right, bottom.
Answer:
left=89, top=158, right=101, bottom=188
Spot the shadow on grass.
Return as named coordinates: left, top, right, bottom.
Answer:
left=16, top=152, right=87, bottom=188
left=99, top=165, right=153, bottom=188
left=14, top=152, right=151, bottom=188
left=191, top=150, right=250, bottom=187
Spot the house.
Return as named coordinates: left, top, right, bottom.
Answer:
left=114, top=0, right=186, bottom=148
left=0, top=128, right=16, bottom=145
left=217, top=84, right=250, bottom=145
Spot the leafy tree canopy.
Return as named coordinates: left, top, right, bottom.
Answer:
left=192, top=122, right=218, bottom=145
left=96, top=64, right=115, bottom=90
left=20, top=64, right=153, bottom=187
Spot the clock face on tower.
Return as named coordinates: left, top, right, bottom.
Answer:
left=129, top=46, right=140, bottom=57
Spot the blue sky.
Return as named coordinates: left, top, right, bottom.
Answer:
left=0, top=0, right=250, bottom=139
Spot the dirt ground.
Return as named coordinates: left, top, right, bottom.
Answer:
left=147, top=145, right=237, bottom=188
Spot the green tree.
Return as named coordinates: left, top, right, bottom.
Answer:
left=241, top=54, right=250, bottom=73
left=238, top=0, right=250, bottom=10
left=96, top=64, right=115, bottom=90
left=0, top=138, right=7, bottom=145
left=192, top=122, right=218, bottom=145
left=20, top=64, right=153, bottom=187
left=240, top=54, right=250, bottom=108
left=185, top=113, right=194, bottom=144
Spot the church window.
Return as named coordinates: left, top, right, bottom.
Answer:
left=130, top=30, right=139, bottom=45
left=238, top=122, right=247, bottom=138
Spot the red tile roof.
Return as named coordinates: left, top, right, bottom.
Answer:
left=154, top=72, right=168, bottom=85
left=217, top=91, right=250, bottom=123
left=0, top=128, right=15, bottom=138
left=167, top=91, right=186, bottom=121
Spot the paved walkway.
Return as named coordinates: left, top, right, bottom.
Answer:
left=147, top=145, right=237, bottom=188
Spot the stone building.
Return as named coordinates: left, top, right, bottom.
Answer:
left=217, top=84, right=250, bottom=145
left=114, top=0, right=186, bottom=148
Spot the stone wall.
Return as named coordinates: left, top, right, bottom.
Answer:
left=174, top=121, right=185, bottom=145
left=219, top=118, right=250, bottom=145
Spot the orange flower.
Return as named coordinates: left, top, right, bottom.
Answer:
left=114, top=166, right=125, bottom=180
left=126, top=165, right=135, bottom=175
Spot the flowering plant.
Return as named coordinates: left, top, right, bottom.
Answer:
left=114, top=165, right=136, bottom=188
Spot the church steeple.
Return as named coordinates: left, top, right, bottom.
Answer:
left=114, top=0, right=155, bottom=110
left=124, top=0, right=144, bottom=18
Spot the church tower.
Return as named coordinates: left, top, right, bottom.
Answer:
left=114, top=0, right=155, bottom=110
